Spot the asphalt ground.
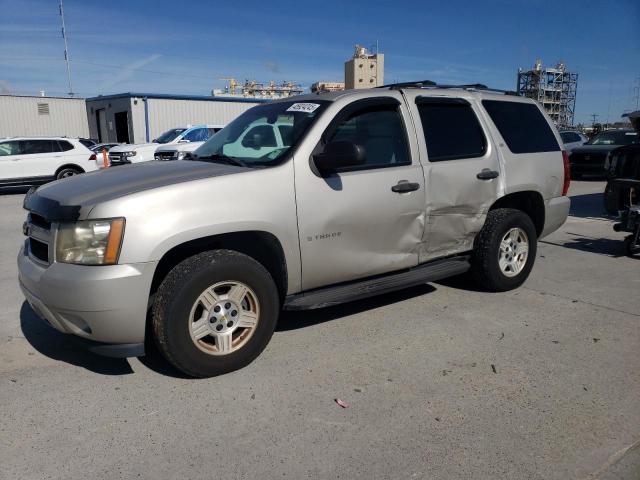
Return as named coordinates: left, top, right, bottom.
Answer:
left=0, top=181, right=638, bottom=479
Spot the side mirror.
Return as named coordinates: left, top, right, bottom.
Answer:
left=313, top=141, right=365, bottom=172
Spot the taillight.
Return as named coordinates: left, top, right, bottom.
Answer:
left=562, top=150, right=570, bottom=196
left=89, top=153, right=97, bottom=161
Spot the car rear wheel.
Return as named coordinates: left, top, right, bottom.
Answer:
left=56, top=167, right=82, bottom=180
left=152, top=249, right=279, bottom=378
left=471, top=208, right=537, bottom=291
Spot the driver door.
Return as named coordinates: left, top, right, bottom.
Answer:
left=294, top=96, right=426, bottom=291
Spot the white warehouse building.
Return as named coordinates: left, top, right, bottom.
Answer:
left=85, top=93, right=267, bottom=144
left=0, top=93, right=269, bottom=144
left=0, top=95, right=90, bottom=138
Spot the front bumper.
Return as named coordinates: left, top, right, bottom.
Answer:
left=18, top=244, right=156, bottom=355
left=541, top=196, right=571, bottom=238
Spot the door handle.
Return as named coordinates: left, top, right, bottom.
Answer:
left=477, top=169, right=499, bottom=180
left=391, top=180, right=420, bottom=193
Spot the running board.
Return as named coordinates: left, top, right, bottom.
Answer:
left=284, top=256, right=471, bottom=310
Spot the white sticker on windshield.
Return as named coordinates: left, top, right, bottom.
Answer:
left=286, top=103, right=321, bottom=113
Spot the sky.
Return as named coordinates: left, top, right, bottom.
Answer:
left=0, top=0, right=638, bottom=125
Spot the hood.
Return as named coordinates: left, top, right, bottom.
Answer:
left=24, top=160, right=247, bottom=221
left=570, top=144, right=620, bottom=155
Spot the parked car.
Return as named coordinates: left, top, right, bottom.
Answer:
left=154, top=125, right=224, bottom=161
left=569, top=129, right=639, bottom=179
left=19, top=83, right=570, bottom=377
left=90, top=143, right=121, bottom=169
left=559, top=130, right=587, bottom=152
left=90, top=143, right=120, bottom=153
left=0, top=137, right=98, bottom=188
left=603, top=144, right=640, bottom=215
left=108, top=125, right=220, bottom=166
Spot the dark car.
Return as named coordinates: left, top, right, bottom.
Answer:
left=603, top=144, right=640, bottom=215
left=569, top=129, right=639, bottom=179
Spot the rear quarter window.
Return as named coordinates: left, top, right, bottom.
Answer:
left=482, top=100, right=560, bottom=154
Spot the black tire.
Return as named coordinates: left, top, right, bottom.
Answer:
left=471, top=208, right=538, bottom=292
left=152, top=250, right=280, bottom=378
left=56, top=167, right=82, bottom=180
left=624, top=235, right=640, bottom=257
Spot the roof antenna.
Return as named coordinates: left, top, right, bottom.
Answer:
left=59, top=0, right=74, bottom=97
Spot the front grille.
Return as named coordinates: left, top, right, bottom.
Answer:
left=156, top=151, right=177, bottom=160
left=25, top=213, right=52, bottom=265
left=29, top=238, right=49, bottom=263
left=29, top=213, right=51, bottom=230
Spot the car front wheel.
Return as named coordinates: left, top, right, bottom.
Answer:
left=152, top=250, right=279, bottom=378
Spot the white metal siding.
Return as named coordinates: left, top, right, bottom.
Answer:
left=0, top=96, right=89, bottom=138
left=144, top=98, right=260, bottom=143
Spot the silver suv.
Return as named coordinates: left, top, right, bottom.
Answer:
left=18, top=82, right=571, bottom=377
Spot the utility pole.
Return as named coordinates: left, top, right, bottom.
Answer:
left=590, top=113, right=599, bottom=126
left=633, top=76, right=640, bottom=111
left=59, top=0, right=74, bottom=97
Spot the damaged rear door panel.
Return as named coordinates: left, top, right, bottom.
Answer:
left=405, top=92, right=502, bottom=261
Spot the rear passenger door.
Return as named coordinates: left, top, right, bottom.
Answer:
left=407, top=94, right=501, bottom=260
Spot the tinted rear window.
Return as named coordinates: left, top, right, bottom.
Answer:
left=482, top=100, right=560, bottom=154
left=417, top=99, right=487, bottom=162
left=20, top=140, right=56, bottom=154
left=57, top=140, right=74, bottom=151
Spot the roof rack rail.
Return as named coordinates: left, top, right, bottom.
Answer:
left=378, top=81, right=517, bottom=96
left=378, top=80, right=436, bottom=89
left=434, top=84, right=518, bottom=95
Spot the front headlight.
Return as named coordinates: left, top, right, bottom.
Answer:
left=56, top=218, right=125, bottom=265
left=177, top=151, right=188, bottom=160
left=122, top=151, right=136, bottom=158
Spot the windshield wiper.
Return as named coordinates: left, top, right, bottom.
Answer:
left=194, top=154, right=249, bottom=168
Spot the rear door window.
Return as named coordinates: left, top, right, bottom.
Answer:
left=20, top=140, right=56, bottom=155
left=416, top=98, right=487, bottom=162
left=482, top=100, right=560, bottom=153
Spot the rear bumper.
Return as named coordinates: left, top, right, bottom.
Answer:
left=541, top=196, right=570, bottom=238
left=18, top=245, right=156, bottom=352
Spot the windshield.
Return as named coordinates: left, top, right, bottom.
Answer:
left=192, top=100, right=329, bottom=167
left=588, top=131, right=638, bottom=146
left=155, top=128, right=186, bottom=144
